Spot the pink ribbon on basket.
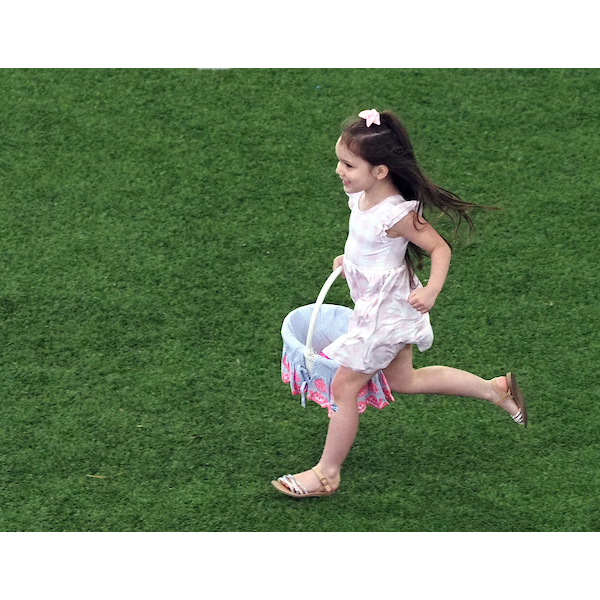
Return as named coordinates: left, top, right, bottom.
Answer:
left=358, top=108, right=381, bottom=127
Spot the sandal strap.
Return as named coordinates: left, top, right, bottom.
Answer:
left=277, top=474, right=308, bottom=495
left=491, top=377, right=512, bottom=407
left=311, top=467, right=332, bottom=493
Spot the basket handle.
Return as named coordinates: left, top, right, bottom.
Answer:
left=304, top=266, right=343, bottom=375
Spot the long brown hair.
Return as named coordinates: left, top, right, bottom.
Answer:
left=341, top=110, right=488, bottom=285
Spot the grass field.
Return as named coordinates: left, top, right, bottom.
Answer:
left=1, top=68, right=599, bottom=532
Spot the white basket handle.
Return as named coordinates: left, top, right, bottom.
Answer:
left=304, top=266, right=343, bottom=376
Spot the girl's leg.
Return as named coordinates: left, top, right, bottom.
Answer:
left=382, top=345, right=520, bottom=416
left=283, top=365, right=374, bottom=494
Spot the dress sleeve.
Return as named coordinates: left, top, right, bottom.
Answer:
left=347, top=191, right=361, bottom=210
left=377, top=199, right=420, bottom=236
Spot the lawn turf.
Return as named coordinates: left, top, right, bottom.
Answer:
left=0, top=68, right=599, bottom=531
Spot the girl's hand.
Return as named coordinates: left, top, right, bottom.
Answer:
left=333, top=254, right=345, bottom=278
left=408, top=286, right=438, bottom=314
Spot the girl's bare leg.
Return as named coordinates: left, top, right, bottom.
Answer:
left=282, top=346, right=518, bottom=494
left=284, top=366, right=373, bottom=494
left=382, top=345, right=520, bottom=416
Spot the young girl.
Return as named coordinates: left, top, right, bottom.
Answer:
left=272, top=109, right=527, bottom=498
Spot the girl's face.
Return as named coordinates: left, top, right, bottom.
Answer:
left=335, top=139, right=380, bottom=194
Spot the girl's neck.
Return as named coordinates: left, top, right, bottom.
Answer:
left=361, top=180, right=400, bottom=209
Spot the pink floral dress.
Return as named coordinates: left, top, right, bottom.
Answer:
left=322, top=192, right=434, bottom=374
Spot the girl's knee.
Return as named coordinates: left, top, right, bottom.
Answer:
left=331, top=379, right=358, bottom=404
left=331, top=368, right=372, bottom=403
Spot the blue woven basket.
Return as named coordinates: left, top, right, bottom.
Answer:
left=280, top=267, right=394, bottom=416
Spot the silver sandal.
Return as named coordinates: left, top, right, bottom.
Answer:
left=492, top=372, right=528, bottom=427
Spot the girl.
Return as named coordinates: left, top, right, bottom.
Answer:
left=272, top=109, right=527, bottom=498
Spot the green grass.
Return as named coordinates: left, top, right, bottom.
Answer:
left=1, top=68, right=599, bottom=531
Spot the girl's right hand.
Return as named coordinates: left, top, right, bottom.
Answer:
left=333, top=254, right=345, bottom=278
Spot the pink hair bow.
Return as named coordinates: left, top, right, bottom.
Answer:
left=358, top=108, right=381, bottom=127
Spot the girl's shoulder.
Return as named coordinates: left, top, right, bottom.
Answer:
left=377, top=195, right=420, bottom=230
left=382, top=194, right=419, bottom=211
left=347, top=192, right=419, bottom=222
left=383, top=193, right=414, bottom=208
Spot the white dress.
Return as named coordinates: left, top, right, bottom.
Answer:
left=323, top=191, right=434, bottom=373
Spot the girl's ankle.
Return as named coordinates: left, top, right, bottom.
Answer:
left=490, top=376, right=507, bottom=399
left=315, top=464, right=341, bottom=487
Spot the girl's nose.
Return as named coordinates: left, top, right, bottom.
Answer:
left=335, top=162, right=343, bottom=175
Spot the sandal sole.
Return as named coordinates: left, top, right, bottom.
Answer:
left=507, top=372, right=528, bottom=428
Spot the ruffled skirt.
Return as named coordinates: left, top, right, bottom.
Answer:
left=322, top=259, right=434, bottom=373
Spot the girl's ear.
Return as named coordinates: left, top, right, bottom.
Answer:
left=373, top=164, right=389, bottom=180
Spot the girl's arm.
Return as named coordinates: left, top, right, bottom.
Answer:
left=333, top=254, right=346, bottom=278
left=386, top=212, right=452, bottom=314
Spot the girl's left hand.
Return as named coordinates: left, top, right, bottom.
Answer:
left=408, top=287, right=438, bottom=314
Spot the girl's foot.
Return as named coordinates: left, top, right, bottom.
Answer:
left=491, top=375, right=526, bottom=426
left=291, top=467, right=340, bottom=493
left=272, top=466, right=340, bottom=497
